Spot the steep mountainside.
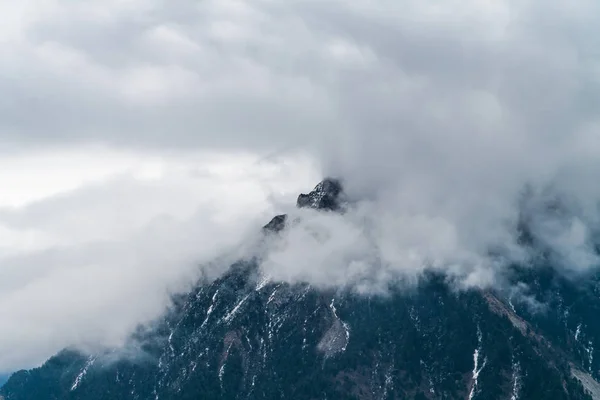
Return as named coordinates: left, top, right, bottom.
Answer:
left=2, top=180, right=600, bottom=400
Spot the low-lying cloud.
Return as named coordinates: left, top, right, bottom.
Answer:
left=0, top=150, right=317, bottom=372
left=256, top=0, right=600, bottom=291
left=2, top=0, right=600, bottom=373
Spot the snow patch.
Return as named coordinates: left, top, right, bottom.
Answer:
left=201, top=289, right=219, bottom=328
left=71, top=356, right=96, bottom=391
left=586, top=340, right=595, bottom=373
left=267, top=286, right=281, bottom=305
left=510, top=357, right=521, bottom=400
left=508, top=296, right=516, bottom=314
left=468, top=326, right=487, bottom=400
left=218, top=363, right=226, bottom=389
left=223, top=294, right=250, bottom=323
left=255, top=275, right=271, bottom=291
left=168, top=329, right=175, bottom=354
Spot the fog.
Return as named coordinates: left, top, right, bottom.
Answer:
left=1, top=0, right=600, bottom=372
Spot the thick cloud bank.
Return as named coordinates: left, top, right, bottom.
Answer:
left=2, top=0, right=600, bottom=372
left=0, top=150, right=317, bottom=372
left=253, top=0, right=600, bottom=291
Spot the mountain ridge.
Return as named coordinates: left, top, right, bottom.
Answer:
left=2, top=179, right=600, bottom=400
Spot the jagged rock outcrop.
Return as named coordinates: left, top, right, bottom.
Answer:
left=296, top=178, right=343, bottom=211
left=262, top=214, right=287, bottom=233
left=262, top=178, right=343, bottom=234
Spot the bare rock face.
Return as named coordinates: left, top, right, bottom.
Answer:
left=262, top=214, right=287, bottom=233
left=262, top=178, right=344, bottom=235
left=296, top=178, right=343, bottom=211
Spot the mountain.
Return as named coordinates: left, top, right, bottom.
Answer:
left=2, top=179, right=600, bottom=399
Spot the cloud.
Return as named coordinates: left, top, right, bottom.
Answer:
left=2, top=0, right=600, bottom=372
left=0, top=150, right=318, bottom=372
left=0, top=0, right=338, bottom=152
left=257, top=0, right=600, bottom=291
left=2, top=0, right=599, bottom=161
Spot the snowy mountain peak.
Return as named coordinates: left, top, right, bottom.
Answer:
left=296, top=178, right=343, bottom=211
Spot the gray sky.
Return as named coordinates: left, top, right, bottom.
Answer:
left=1, top=0, right=600, bottom=372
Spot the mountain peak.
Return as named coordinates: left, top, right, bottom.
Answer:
left=262, top=214, right=287, bottom=233
left=296, top=178, right=343, bottom=211
left=3, top=175, right=600, bottom=400
left=263, top=178, right=343, bottom=233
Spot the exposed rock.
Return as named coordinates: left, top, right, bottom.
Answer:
left=571, top=367, right=600, bottom=400
left=262, top=178, right=344, bottom=235
left=296, top=178, right=343, bottom=211
left=483, top=291, right=529, bottom=335
left=262, top=214, right=287, bottom=233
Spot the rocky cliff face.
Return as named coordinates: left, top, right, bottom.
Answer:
left=296, top=178, right=343, bottom=211
left=1, top=180, right=599, bottom=400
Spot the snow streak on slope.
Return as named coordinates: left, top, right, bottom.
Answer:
left=586, top=340, right=595, bottom=373
left=510, top=355, right=521, bottom=400
left=71, top=356, right=96, bottom=391
left=468, top=325, right=486, bottom=400
left=201, top=289, right=219, bottom=328
left=223, top=294, right=250, bottom=323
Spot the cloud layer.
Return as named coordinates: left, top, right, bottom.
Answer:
left=253, top=0, right=600, bottom=291
left=2, top=0, right=600, bottom=372
left=0, top=150, right=317, bottom=372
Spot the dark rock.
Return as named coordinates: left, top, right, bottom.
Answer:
left=296, top=178, right=343, bottom=211
left=3, top=262, right=595, bottom=400
left=262, top=179, right=343, bottom=234
left=262, top=214, right=287, bottom=233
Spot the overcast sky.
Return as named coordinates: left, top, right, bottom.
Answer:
left=2, top=0, right=600, bottom=373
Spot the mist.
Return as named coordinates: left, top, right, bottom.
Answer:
left=256, top=0, right=600, bottom=291
left=2, top=0, right=600, bottom=374
left=0, top=150, right=318, bottom=372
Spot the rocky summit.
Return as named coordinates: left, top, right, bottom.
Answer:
left=296, top=178, right=344, bottom=211
left=263, top=178, right=343, bottom=233
left=3, top=180, right=600, bottom=400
